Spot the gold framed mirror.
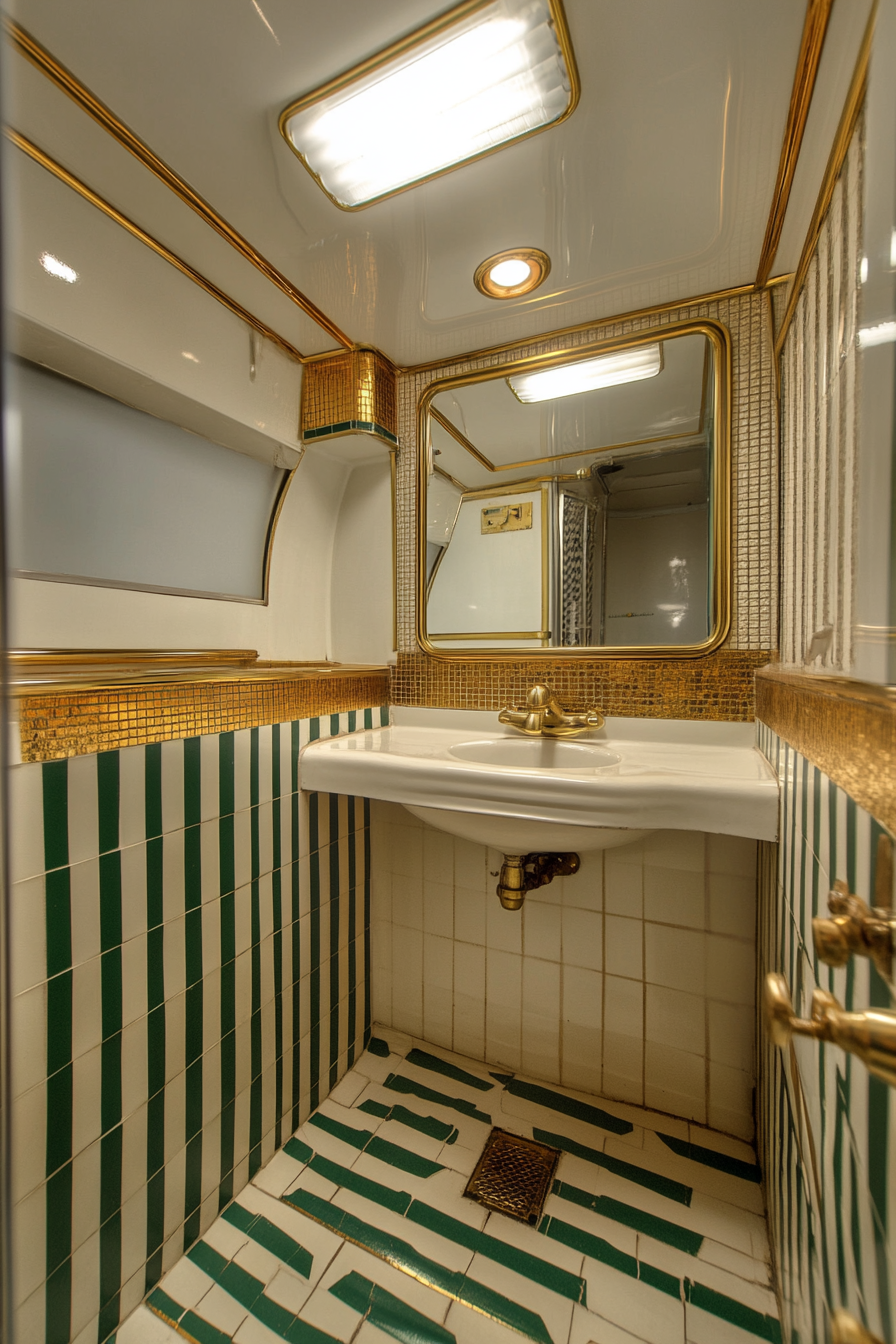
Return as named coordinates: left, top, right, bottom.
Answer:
left=416, top=319, right=731, bottom=658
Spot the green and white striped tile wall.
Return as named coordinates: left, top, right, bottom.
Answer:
left=755, top=721, right=894, bottom=1344
left=9, top=705, right=388, bottom=1344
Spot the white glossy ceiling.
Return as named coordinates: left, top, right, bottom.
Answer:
left=5, top=0, right=876, bottom=367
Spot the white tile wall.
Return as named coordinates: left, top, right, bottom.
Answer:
left=370, top=802, right=759, bottom=1138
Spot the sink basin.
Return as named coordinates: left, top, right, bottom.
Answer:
left=300, top=708, right=779, bottom=852
left=448, top=738, right=621, bottom=770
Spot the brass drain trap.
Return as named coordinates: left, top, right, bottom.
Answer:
left=464, top=1128, right=560, bottom=1225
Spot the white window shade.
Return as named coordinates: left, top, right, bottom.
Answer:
left=7, top=358, right=286, bottom=601
left=282, top=0, right=574, bottom=208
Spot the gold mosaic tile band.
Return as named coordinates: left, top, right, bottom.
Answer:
left=756, top=667, right=896, bottom=834
left=18, top=668, right=390, bottom=761
left=391, top=649, right=771, bottom=721
left=302, top=348, right=397, bottom=443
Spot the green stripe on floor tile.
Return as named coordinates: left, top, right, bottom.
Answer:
left=540, top=1215, right=679, bottom=1295
left=406, top=1049, right=493, bottom=1093
left=358, top=1100, right=459, bottom=1144
left=685, top=1279, right=782, bottom=1342
left=223, top=1201, right=314, bottom=1277
left=309, top=1153, right=412, bottom=1214
left=408, top=1201, right=587, bottom=1304
left=368, top=1037, right=391, bottom=1057
left=658, top=1134, right=762, bottom=1184
left=534, top=1129, right=692, bottom=1206
left=283, top=1189, right=552, bottom=1344
left=384, top=1074, right=492, bottom=1124
left=284, top=1138, right=313, bottom=1164
left=187, top=1240, right=341, bottom=1344
left=366, top=1136, right=444, bottom=1177
left=179, top=1311, right=234, bottom=1344
left=552, top=1180, right=703, bottom=1254
left=329, top=1270, right=456, bottom=1344
left=505, top=1079, right=633, bottom=1136
left=309, top=1111, right=372, bottom=1149
left=147, top=1289, right=185, bottom=1325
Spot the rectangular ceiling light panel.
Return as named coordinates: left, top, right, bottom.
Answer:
left=280, top=0, right=576, bottom=208
left=508, top=344, right=664, bottom=403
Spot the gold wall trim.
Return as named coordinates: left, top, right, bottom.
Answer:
left=392, top=649, right=769, bottom=721
left=5, top=17, right=353, bottom=353
left=755, top=0, right=835, bottom=287
left=302, top=349, right=398, bottom=444
left=755, top=667, right=896, bottom=834
left=775, top=4, right=876, bottom=357
left=7, top=130, right=306, bottom=365
left=417, top=319, right=732, bottom=660
left=277, top=0, right=579, bottom=212
left=16, top=664, right=390, bottom=760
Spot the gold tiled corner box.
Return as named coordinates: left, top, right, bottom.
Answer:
left=392, top=648, right=772, bottom=721
left=302, top=348, right=397, bottom=447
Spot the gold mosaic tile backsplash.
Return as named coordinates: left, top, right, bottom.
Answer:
left=302, top=348, right=397, bottom=440
left=391, top=649, right=771, bottom=721
left=18, top=668, right=389, bottom=761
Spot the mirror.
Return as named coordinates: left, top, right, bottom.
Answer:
left=418, top=320, right=730, bottom=655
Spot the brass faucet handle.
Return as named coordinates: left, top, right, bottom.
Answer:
left=813, top=880, right=894, bottom=980
left=831, top=1308, right=885, bottom=1344
left=763, top=973, right=896, bottom=1087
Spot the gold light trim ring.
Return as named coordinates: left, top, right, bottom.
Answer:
left=277, top=0, right=579, bottom=212
left=754, top=0, right=835, bottom=287
left=4, top=17, right=353, bottom=352
left=417, top=318, right=732, bottom=661
left=473, top=248, right=551, bottom=299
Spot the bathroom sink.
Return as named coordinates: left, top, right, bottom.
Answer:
left=448, top=737, right=621, bottom=770
left=300, top=707, right=779, bottom=850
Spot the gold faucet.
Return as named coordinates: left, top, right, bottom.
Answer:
left=498, top=683, right=604, bottom=738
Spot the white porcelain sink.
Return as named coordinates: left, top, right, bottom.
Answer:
left=300, top=707, right=779, bottom=852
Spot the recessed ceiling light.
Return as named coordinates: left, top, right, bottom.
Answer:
left=279, top=0, right=577, bottom=209
left=508, top=344, right=664, bottom=403
left=40, top=252, right=77, bottom=283
left=474, top=247, right=551, bottom=299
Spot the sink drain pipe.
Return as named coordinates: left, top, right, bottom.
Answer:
left=496, top=852, right=580, bottom=909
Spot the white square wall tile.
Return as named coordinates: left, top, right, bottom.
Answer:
left=645, top=984, right=705, bottom=1054
left=645, top=925, right=706, bottom=994
left=604, top=915, right=642, bottom=980
left=521, top=957, right=561, bottom=1082
left=705, top=935, right=755, bottom=1006
left=644, top=867, right=706, bottom=929
left=524, top=901, right=561, bottom=961
left=603, top=851, right=643, bottom=917
left=8, top=764, right=46, bottom=883
left=643, top=830, right=706, bottom=872
left=454, top=943, right=486, bottom=1058
left=423, top=880, right=454, bottom=939
left=644, top=1041, right=706, bottom=1121
left=708, top=1001, right=753, bottom=1074
left=562, top=907, right=603, bottom=971
left=708, top=874, right=757, bottom=940
left=454, top=887, right=486, bottom=945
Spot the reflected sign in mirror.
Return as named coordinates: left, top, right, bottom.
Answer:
left=418, top=321, right=730, bottom=656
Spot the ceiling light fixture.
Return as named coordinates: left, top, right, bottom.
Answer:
left=474, top=247, right=550, bottom=299
left=40, top=251, right=77, bottom=283
left=279, top=0, right=578, bottom=209
left=508, top=344, right=664, bottom=403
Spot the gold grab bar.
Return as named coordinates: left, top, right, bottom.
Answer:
left=763, top=973, right=896, bottom=1087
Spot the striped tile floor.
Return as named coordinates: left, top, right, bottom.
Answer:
left=120, top=1030, right=781, bottom=1344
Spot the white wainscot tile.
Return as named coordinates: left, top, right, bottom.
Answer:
left=602, top=975, right=643, bottom=1104
left=391, top=873, right=424, bottom=931
left=422, top=879, right=454, bottom=939
left=389, top=926, right=423, bottom=1036
left=644, top=1041, right=706, bottom=1123
left=524, top=900, right=561, bottom=961
left=485, top=949, right=522, bottom=1070
left=422, top=933, right=454, bottom=1049
left=561, top=965, right=602, bottom=1097
left=644, top=865, right=706, bottom=929
left=560, top=848, right=604, bottom=910
left=708, top=1001, right=753, bottom=1076
left=645, top=926, right=706, bottom=995
left=487, top=896, right=522, bottom=954
left=604, top=848, right=643, bottom=918
left=708, top=873, right=757, bottom=940
left=705, top=936, right=754, bottom=1007
left=562, top=907, right=603, bottom=972
left=422, top=827, right=454, bottom=885
left=521, top=957, right=561, bottom=1082
left=645, top=985, right=705, bottom=1055
left=642, top=831, right=706, bottom=873
left=453, top=942, right=486, bottom=1058
left=453, top=887, right=485, bottom=944
left=604, top=914, right=642, bottom=979
left=8, top=763, right=46, bottom=883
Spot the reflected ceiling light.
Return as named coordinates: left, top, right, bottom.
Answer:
left=508, top=344, right=663, bottom=403
left=474, top=246, right=550, bottom=298
left=279, top=0, right=577, bottom=209
left=40, top=251, right=77, bottom=283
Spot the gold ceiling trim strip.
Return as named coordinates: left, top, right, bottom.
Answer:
left=755, top=0, right=835, bottom=288
left=774, top=3, right=876, bottom=357
left=4, top=17, right=353, bottom=353
left=404, top=282, right=767, bottom=376
left=277, top=0, right=580, bottom=212
left=755, top=667, right=896, bottom=834
left=7, top=129, right=306, bottom=365
left=16, top=665, right=390, bottom=760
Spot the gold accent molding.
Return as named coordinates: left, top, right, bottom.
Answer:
left=473, top=248, right=551, bottom=299
left=4, top=17, right=353, bottom=352
left=755, top=0, right=835, bottom=287
left=278, top=0, right=579, bottom=212
left=775, top=3, right=876, bottom=356
left=7, top=130, right=305, bottom=365
left=14, top=658, right=389, bottom=761
left=392, top=648, right=770, bottom=721
left=301, top=348, right=398, bottom=446
left=755, top=666, right=896, bottom=834
left=418, top=319, right=731, bottom=660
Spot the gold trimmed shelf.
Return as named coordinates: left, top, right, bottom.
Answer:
left=755, top=666, right=896, bottom=834
left=11, top=651, right=389, bottom=760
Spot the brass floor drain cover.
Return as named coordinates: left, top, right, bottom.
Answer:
left=464, top=1128, right=560, bottom=1225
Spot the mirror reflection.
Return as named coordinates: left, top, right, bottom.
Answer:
left=422, top=324, right=727, bottom=652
